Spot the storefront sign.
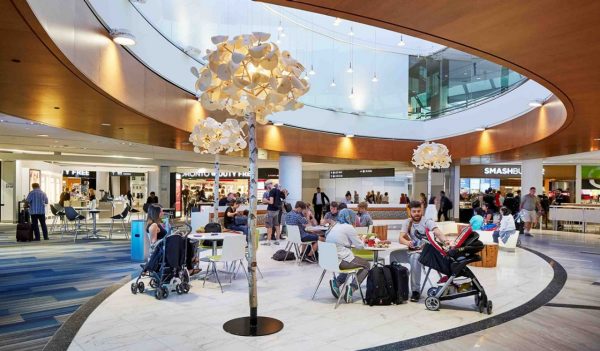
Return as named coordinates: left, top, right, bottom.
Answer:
left=483, top=166, right=522, bottom=175
left=110, top=172, right=145, bottom=177
left=63, top=170, right=95, bottom=177
left=182, top=170, right=250, bottom=179
left=330, top=168, right=395, bottom=179
left=258, top=168, right=279, bottom=179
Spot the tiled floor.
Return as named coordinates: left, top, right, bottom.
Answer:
left=0, top=223, right=139, bottom=351
left=70, top=230, right=555, bottom=350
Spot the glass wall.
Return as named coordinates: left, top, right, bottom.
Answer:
left=408, top=48, right=526, bottom=119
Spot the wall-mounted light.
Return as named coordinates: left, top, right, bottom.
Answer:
left=273, top=122, right=284, bottom=126
left=110, top=29, right=136, bottom=46
left=345, top=134, right=354, bottom=138
left=475, top=127, right=486, bottom=132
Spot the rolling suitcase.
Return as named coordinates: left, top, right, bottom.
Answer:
left=389, top=262, right=409, bottom=304
left=16, top=222, right=33, bottom=242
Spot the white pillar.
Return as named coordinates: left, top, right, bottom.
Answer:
left=453, top=165, right=461, bottom=219
left=1, top=161, right=17, bottom=223
left=279, top=154, right=302, bottom=205
left=576, top=164, right=582, bottom=204
left=158, top=166, right=170, bottom=208
left=521, top=159, right=544, bottom=194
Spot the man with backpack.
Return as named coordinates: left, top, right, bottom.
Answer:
left=391, top=200, right=450, bottom=302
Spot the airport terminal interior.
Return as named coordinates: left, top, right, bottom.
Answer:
left=0, top=0, right=599, bottom=350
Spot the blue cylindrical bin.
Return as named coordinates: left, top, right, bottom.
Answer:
left=131, top=219, right=147, bottom=262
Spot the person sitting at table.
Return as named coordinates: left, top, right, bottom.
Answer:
left=223, top=198, right=248, bottom=236
left=469, top=207, right=485, bottom=230
left=356, top=202, right=374, bottom=227
left=482, top=203, right=494, bottom=224
left=321, top=201, right=340, bottom=226
left=493, top=206, right=516, bottom=244
left=219, top=192, right=235, bottom=207
left=390, top=200, right=449, bottom=302
left=342, top=191, right=353, bottom=204
left=285, top=201, right=323, bottom=263
left=326, top=209, right=369, bottom=302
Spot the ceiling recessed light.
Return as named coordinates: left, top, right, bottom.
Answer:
left=11, top=59, right=21, bottom=63
left=101, top=123, right=111, bottom=126
left=529, top=100, right=543, bottom=107
left=36, top=134, right=49, bottom=137
left=110, top=29, right=136, bottom=46
left=273, top=122, right=284, bottom=126
left=475, top=127, right=486, bottom=132
left=53, top=106, right=60, bottom=109
left=345, top=134, right=354, bottom=138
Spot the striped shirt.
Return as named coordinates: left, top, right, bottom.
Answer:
left=26, top=188, right=48, bottom=215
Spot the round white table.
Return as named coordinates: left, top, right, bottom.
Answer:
left=360, top=243, right=407, bottom=263
left=189, top=232, right=239, bottom=256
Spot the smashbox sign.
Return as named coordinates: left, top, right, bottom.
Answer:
left=330, top=168, right=395, bottom=179
left=483, top=167, right=522, bottom=175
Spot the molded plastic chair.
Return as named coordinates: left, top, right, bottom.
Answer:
left=203, top=235, right=248, bottom=293
left=312, top=241, right=364, bottom=308
left=284, top=225, right=317, bottom=264
left=49, top=204, right=66, bottom=238
left=109, top=204, right=131, bottom=239
left=64, top=206, right=86, bottom=242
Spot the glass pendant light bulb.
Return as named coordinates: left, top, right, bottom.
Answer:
left=309, top=65, right=316, bottom=75
left=349, top=87, right=355, bottom=99
left=333, top=17, right=342, bottom=26
left=398, top=35, right=406, bottom=47
left=277, top=21, right=283, bottom=32
left=372, top=73, right=379, bottom=82
left=330, top=79, right=336, bottom=87
left=348, top=27, right=354, bottom=36
left=346, top=62, right=353, bottom=73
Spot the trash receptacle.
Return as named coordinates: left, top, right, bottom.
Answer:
left=131, top=219, right=147, bottom=262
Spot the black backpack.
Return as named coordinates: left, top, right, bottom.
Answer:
left=365, top=265, right=395, bottom=306
left=204, top=222, right=222, bottom=233
left=271, top=249, right=296, bottom=261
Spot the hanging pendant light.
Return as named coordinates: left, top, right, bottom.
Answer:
left=277, top=21, right=283, bottom=32
left=371, top=73, right=379, bottom=83
left=398, top=34, right=406, bottom=47
left=348, top=27, right=354, bottom=36
left=309, top=64, right=316, bottom=75
left=346, top=61, right=353, bottom=73
left=348, top=87, right=355, bottom=99
left=333, top=17, right=342, bottom=26
left=330, top=79, right=336, bottom=87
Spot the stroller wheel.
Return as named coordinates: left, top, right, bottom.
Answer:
left=130, top=283, right=138, bottom=295
left=176, top=284, right=184, bottom=295
left=155, top=288, right=163, bottom=300
left=137, top=281, right=145, bottom=293
left=150, top=278, right=158, bottom=289
left=427, top=287, right=438, bottom=297
left=486, top=300, right=493, bottom=315
left=181, top=282, right=191, bottom=294
left=161, top=286, right=170, bottom=299
left=478, top=298, right=486, bottom=313
left=425, top=297, right=440, bottom=311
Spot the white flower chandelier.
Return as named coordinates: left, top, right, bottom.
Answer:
left=191, top=32, right=309, bottom=124
left=189, top=117, right=247, bottom=155
left=411, top=142, right=452, bottom=169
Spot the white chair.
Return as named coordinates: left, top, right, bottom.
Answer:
left=499, top=230, right=519, bottom=252
left=203, top=235, right=248, bottom=293
left=284, top=225, right=317, bottom=264
left=311, top=242, right=364, bottom=309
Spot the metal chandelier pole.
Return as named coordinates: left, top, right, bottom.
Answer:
left=213, top=154, right=220, bottom=223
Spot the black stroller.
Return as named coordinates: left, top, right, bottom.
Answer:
left=419, top=226, right=493, bottom=314
left=131, top=231, right=194, bottom=300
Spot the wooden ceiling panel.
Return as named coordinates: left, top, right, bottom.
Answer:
left=0, top=0, right=588, bottom=163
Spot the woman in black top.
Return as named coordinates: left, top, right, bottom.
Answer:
left=147, top=204, right=167, bottom=243
left=224, top=199, right=248, bottom=235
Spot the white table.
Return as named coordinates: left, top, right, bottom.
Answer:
left=358, top=243, right=406, bottom=263
left=189, top=232, right=239, bottom=256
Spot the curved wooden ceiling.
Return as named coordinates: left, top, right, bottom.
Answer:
left=0, top=0, right=588, bottom=162
left=261, top=0, right=600, bottom=161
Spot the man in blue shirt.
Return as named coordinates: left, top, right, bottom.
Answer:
left=285, top=201, right=321, bottom=262
left=26, top=183, right=49, bottom=241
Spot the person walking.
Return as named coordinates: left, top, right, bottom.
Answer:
left=353, top=190, right=359, bottom=204
left=520, top=187, right=542, bottom=236
left=26, top=183, right=49, bottom=241
left=312, top=187, right=330, bottom=223
left=437, top=191, right=453, bottom=221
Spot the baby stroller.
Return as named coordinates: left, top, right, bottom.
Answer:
left=419, top=226, right=493, bottom=314
left=131, top=230, right=192, bottom=300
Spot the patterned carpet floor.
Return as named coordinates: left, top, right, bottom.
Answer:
left=0, top=224, right=140, bottom=351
